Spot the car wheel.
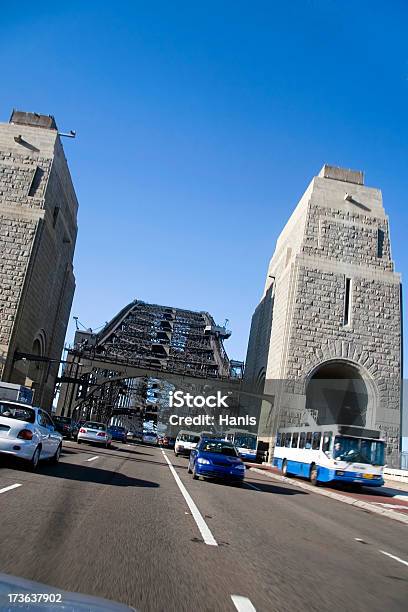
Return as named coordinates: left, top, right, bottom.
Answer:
left=310, top=463, right=319, bottom=486
left=77, top=440, right=81, bottom=444
left=192, top=465, right=198, bottom=480
left=50, top=444, right=62, bottom=464
left=174, top=452, right=178, bottom=457
left=187, top=462, right=192, bottom=474
left=28, top=446, right=41, bottom=471
left=282, top=459, right=289, bottom=476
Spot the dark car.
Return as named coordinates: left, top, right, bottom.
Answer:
left=188, top=439, right=246, bottom=483
left=52, top=415, right=77, bottom=439
left=163, top=436, right=176, bottom=449
left=107, top=425, right=128, bottom=443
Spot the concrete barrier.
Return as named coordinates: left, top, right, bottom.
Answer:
left=384, top=468, right=408, bottom=482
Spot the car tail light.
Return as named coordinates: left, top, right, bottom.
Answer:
left=17, top=429, right=33, bottom=440
left=97, top=432, right=106, bottom=437
left=79, top=428, right=87, bottom=433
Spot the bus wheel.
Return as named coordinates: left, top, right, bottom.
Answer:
left=310, top=464, right=319, bottom=486
left=282, top=459, right=289, bottom=477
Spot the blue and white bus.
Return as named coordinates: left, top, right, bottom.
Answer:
left=224, top=430, right=258, bottom=461
left=273, top=424, right=385, bottom=487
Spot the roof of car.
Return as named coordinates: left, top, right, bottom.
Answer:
left=177, top=430, right=200, bottom=436
left=0, top=400, right=37, bottom=411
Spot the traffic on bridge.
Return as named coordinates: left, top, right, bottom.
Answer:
left=0, top=433, right=407, bottom=611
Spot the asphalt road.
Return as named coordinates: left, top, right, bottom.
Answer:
left=0, top=441, right=407, bottom=612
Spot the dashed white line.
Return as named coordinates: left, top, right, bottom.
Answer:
left=380, top=550, right=408, bottom=567
left=231, top=594, right=257, bottom=611
left=0, top=483, right=22, bottom=494
left=161, top=450, right=217, bottom=546
left=393, top=494, right=408, bottom=501
left=86, top=456, right=99, bottom=462
left=373, top=503, right=408, bottom=510
left=244, top=482, right=262, bottom=492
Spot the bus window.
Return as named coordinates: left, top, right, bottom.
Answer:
left=299, top=432, right=306, bottom=449
left=291, top=432, right=299, bottom=448
left=276, top=432, right=281, bottom=447
left=285, top=433, right=292, bottom=448
left=312, top=432, right=321, bottom=450
left=281, top=433, right=286, bottom=446
left=322, top=432, right=333, bottom=452
left=305, top=432, right=312, bottom=449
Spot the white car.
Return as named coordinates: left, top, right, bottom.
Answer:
left=77, top=421, right=112, bottom=447
left=142, top=431, right=157, bottom=445
left=174, top=430, right=201, bottom=457
left=0, top=400, right=63, bottom=470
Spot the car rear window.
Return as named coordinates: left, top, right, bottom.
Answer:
left=85, top=422, right=105, bottom=430
left=178, top=433, right=200, bottom=442
left=0, top=402, right=35, bottom=423
left=200, top=441, right=238, bottom=456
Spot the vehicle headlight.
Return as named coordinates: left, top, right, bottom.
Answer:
left=197, top=458, right=210, bottom=465
left=234, top=464, right=246, bottom=470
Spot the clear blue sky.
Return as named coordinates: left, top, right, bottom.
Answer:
left=1, top=1, right=407, bottom=370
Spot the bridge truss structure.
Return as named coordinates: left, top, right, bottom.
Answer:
left=57, top=300, right=244, bottom=426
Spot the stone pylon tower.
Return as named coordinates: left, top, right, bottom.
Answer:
left=0, top=111, right=78, bottom=409
left=245, top=165, right=402, bottom=462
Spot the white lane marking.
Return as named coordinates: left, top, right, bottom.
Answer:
left=86, top=456, right=99, bottom=462
left=380, top=550, right=408, bottom=567
left=373, top=503, right=408, bottom=510
left=394, top=494, right=408, bottom=501
left=244, top=482, right=262, bottom=492
left=354, top=538, right=365, bottom=542
left=231, top=595, right=257, bottom=611
left=161, top=450, right=217, bottom=546
left=0, top=483, right=22, bottom=494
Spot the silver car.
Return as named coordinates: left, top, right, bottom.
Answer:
left=77, top=421, right=112, bottom=448
left=0, top=401, right=63, bottom=470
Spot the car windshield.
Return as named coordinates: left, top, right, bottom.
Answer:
left=201, top=441, right=238, bottom=456
left=85, top=422, right=105, bottom=430
left=178, top=433, right=200, bottom=442
left=333, top=436, right=385, bottom=465
left=109, top=426, right=125, bottom=432
left=0, top=402, right=35, bottom=423
left=234, top=435, right=257, bottom=450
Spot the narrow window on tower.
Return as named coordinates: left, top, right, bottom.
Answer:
left=343, top=277, right=352, bottom=326
left=28, top=167, right=44, bottom=197
left=377, top=228, right=385, bottom=258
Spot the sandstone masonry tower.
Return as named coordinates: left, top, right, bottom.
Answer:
left=245, top=165, right=402, bottom=463
left=0, top=110, right=78, bottom=409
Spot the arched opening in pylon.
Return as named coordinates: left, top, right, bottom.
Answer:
left=306, top=361, right=372, bottom=427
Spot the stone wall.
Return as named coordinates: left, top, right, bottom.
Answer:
left=246, top=166, right=402, bottom=460
left=0, top=113, right=78, bottom=409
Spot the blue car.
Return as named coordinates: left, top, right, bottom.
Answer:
left=107, top=425, right=128, bottom=443
left=188, top=439, right=246, bottom=483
